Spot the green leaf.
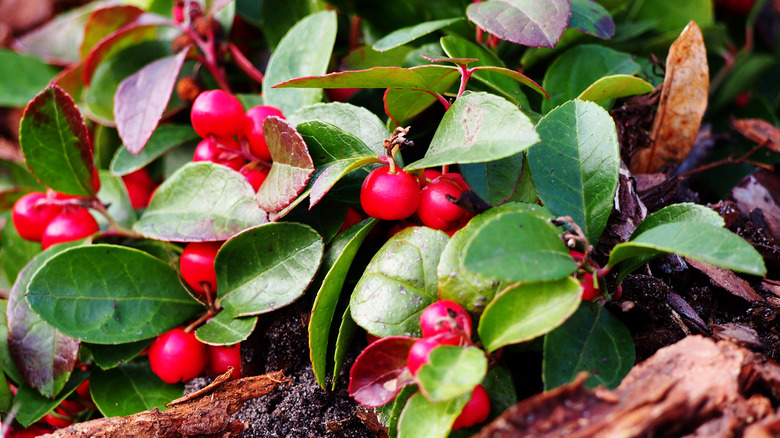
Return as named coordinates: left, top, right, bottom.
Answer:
left=91, top=358, right=182, bottom=417
left=462, top=210, right=577, bottom=283
left=631, top=202, right=724, bottom=239
left=8, top=241, right=83, bottom=398
left=310, top=218, right=377, bottom=389
left=382, top=384, right=417, bottom=438
left=478, top=277, right=582, bottom=353
left=0, top=300, right=24, bottom=385
left=577, top=75, right=653, bottom=103
left=217, top=223, right=324, bottom=317
left=263, top=11, right=337, bottom=115
left=256, top=117, right=315, bottom=212
left=195, top=311, right=258, bottom=346
left=527, top=100, right=620, bottom=243
left=332, top=305, right=358, bottom=390
left=460, top=154, right=524, bottom=206
left=134, top=162, right=267, bottom=242
left=19, top=85, right=97, bottom=197
left=417, top=346, right=487, bottom=403
left=543, top=301, right=635, bottom=390
left=383, top=66, right=460, bottom=126
left=342, top=45, right=413, bottom=71
left=351, top=227, right=450, bottom=337
left=465, top=0, right=571, bottom=48
left=608, top=222, right=767, bottom=276
left=405, top=92, right=539, bottom=170
left=13, top=369, right=88, bottom=427
left=0, top=50, right=59, bottom=107
left=295, top=120, right=379, bottom=164
left=633, top=0, right=713, bottom=33
left=96, top=170, right=136, bottom=229
left=289, top=102, right=390, bottom=155
left=310, top=157, right=378, bottom=208
left=275, top=67, right=430, bottom=91
left=397, top=391, right=468, bottom=438
left=542, top=45, right=640, bottom=113
left=88, top=340, right=152, bottom=370
left=569, top=0, right=615, bottom=39
left=110, top=124, right=198, bottom=175
left=26, top=245, right=203, bottom=344
left=258, top=0, right=315, bottom=49
left=373, top=18, right=463, bottom=52
left=1, top=219, right=40, bottom=284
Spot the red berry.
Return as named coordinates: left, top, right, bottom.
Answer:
left=339, top=207, right=366, bottom=233
left=42, top=408, right=72, bottom=428
left=8, top=425, right=56, bottom=437
left=407, top=335, right=461, bottom=376
left=122, top=168, right=156, bottom=209
left=12, top=192, right=63, bottom=242
left=148, top=328, right=208, bottom=384
left=417, top=174, right=469, bottom=231
left=193, top=137, right=246, bottom=171
left=417, top=169, right=442, bottom=185
left=580, top=272, right=600, bottom=301
left=242, top=105, right=284, bottom=162
left=452, top=385, right=491, bottom=430
left=190, top=90, right=245, bottom=138
left=569, top=250, right=585, bottom=262
left=205, top=344, right=242, bottom=379
left=75, top=380, right=91, bottom=401
left=41, top=208, right=99, bottom=250
left=180, top=242, right=221, bottom=297
left=326, top=87, right=360, bottom=102
left=240, top=166, right=269, bottom=192
left=386, top=221, right=414, bottom=239
left=360, top=167, right=420, bottom=220
left=419, top=300, right=472, bottom=340
left=172, top=4, right=184, bottom=22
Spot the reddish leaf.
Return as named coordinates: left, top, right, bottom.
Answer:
left=256, top=117, right=315, bottom=212
left=80, top=5, right=145, bottom=59
left=52, top=63, right=84, bottom=100
left=114, top=49, right=189, bottom=155
left=732, top=118, right=780, bottom=153
left=466, top=0, right=572, bottom=48
left=349, top=336, right=417, bottom=407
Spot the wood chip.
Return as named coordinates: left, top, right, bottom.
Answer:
left=732, top=118, right=780, bottom=153
left=686, top=258, right=764, bottom=302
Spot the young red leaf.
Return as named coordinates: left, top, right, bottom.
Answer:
left=349, top=336, right=417, bottom=407
left=80, top=5, right=145, bottom=59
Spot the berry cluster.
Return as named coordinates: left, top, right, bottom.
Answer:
left=7, top=378, right=92, bottom=436
left=190, top=89, right=283, bottom=192
left=149, top=327, right=242, bottom=384
left=12, top=191, right=99, bottom=249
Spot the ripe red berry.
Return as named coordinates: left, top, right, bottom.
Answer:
left=326, top=87, right=360, bottom=102
left=360, top=167, right=420, bottom=220
left=452, top=384, right=491, bottom=430
left=180, top=242, right=221, bottom=297
left=240, top=166, right=269, bottom=192
left=417, top=174, right=469, bottom=231
left=339, top=207, right=366, bottom=233
left=8, top=425, right=56, bottom=437
left=75, top=380, right=91, bottom=402
left=242, top=105, right=284, bottom=162
left=193, top=137, right=246, bottom=171
left=122, top=168, right=156, bottom=209
left=418, top=168, right=442, bottom=185
left=419, top=300, right=472, bottom=340
left=407, top=335, right=461, bottom=376
left=149, top=327, right=208, bottom=384
left=580, top=272, right=600, bottom=301
left=12, top=192, right=63, bottom=242
left=172, top=4, right=184, bottom=22
left=190, top=90, right=245, bottom=138
left=42, top=408, right=72, bottom=428
left=205, top=344, right=242, bottom=379
left=41, top=208, right=99, bottom=250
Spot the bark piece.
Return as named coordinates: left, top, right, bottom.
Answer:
left=477, top=336, right=780, bottom=437
left=685, top=258, right=764, bottom=302
left=39, top=371, right=288, bottom=438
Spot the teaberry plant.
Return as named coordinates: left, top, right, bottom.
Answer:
left=0, top=0, right=769, bottom=436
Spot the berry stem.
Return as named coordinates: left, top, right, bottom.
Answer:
left=456, top=65, right=474, bottom=99
left=89, top=201, right=143, bottom=239
left=228, top=42, right=264, bottom=85
left=184, top=308, right=218, bottom=333
left=170, top=19, right=232, bottom=93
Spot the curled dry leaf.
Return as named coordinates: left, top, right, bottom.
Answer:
left=629, top=21, right=709, bottom=174
left=731, top=118, right=780, bottom=153
left=685, top=258, right=763, bottom=302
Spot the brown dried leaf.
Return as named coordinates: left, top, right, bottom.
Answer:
left=732, top=118, right=780, bottom=153
left=685, top=258, right=764, bottom=302
left=630, top=21, right=709, bottom=174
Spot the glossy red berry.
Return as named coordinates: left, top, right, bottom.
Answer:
left=193, top=137, right=246, bottom=171
left=172, top=4, right=184, bottom=22
left=419, top=300, right=472, bottom=340
left=42, top=408, right=72, bottom=428
left=326, top=87, right=360, bottom=102
left=452, top=384, right=491, bottom=430
left=8, top=425, right=56, bottom=437
left=339, top=207, right=366, bottom=233
left=149, top=328, right=208, bottom=384
left=417, top=174, right=469, bottom=231
left=206, top=344, right=242, bottom=379
left=12, top=192, right=63, bottom=242
left=580, top=272, right=600, bottom=301
left=407, top=335, right=461, bottom=376
left=75, top=380, right=91, bottom=401
left=242, top=105, right=284, bottom=162
left=41, top=208, right=99, bottom=250
left=360, top=167, right=420, bottom=220
left=122, top=168, right=156, bottom=209
left=240, top=166, right=269, bottom=192
left=190, top=90, right=245, bottom=138
left=180, top=242, right=221, bottom=297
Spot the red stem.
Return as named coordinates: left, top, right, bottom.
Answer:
left=228, top=42, right=264, bottom=84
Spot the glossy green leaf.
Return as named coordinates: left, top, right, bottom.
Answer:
left=0, top=50, right=59, bottom=107
left=569, top=0, right=615, bottom=39
left=479, top=277, right=582, bottom=353
left=195, top=311, right=258, bottom=346
left=374, top=18, right=463, bottom=52
left=310, top=218, right=377, bottom=389
left=351, top=227, right=449, bottom=337
left=397, top=391, right=468, bottom=438
left=542, top=45, right=639, bottom=113
left=578, top=75, right=653, bottom=103
left=217, top=222, right=324, bottom=317
left=8, top=242, right=83, bottom=398
left=97, top=170, right=136, bottom=229
left=19, top=85, right=97, bottom=197
left=0, top=300, right=23, bottom=385
left=383, top=66, right=459, bottom=126
left=310, top=157, right=378, bottom=208
left=88, top=340, right=152, bottom=370
left=406, top=92, right=539, bottom=170
left=256, top=117, right=315, bottom=212
left=258, top=0, right=315, bottom=48
left=631, top=203, right=724, bottom=239
left=26, top=245, right=203, bottom=344
left=91, top=358, right=182, bottom=417
left=12, top=3, right=101, bottom=64
left=13, top=369, right=88, bottom=427
left=633, top=0, right=713, bottom=33
left=527, top=100, right=619, bottom=243
left=608, top=222, right=767, bottom=276
left=481, top=365, right=517, bottom=422
left=543, top=301, right=635, bottom=390
left=332, top=305, right=358, bottom=390
left=289, top=102, right=390, bottom=155
left=263, top=11, right=337, bottom=115
left=383, top=384, right=417, bottom=438
left=342, top=45, right=413, bottom=71
left=110, top=124, right=198, bottom=175
left=466, top=0, right=571, bottom=48
left=417, top=346, right=487, bottom=403
left=460, top=154, right=524, bottom=206
left=462, top=210, right=577, bottom=283
left=1, top=219, right=40, bottom=284
left=275, top=67, right=432, bottom=90
left=134, top=162, right=267, bottom=242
